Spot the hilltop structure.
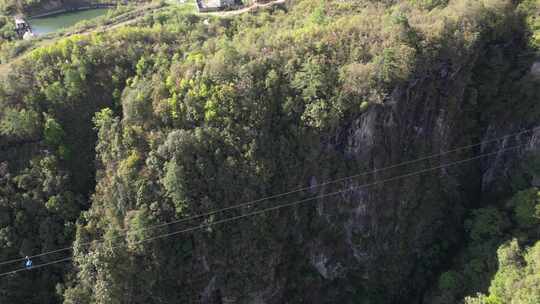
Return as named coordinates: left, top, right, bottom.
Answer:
left=196, top=0, right=237, bottom=12
left=14, top=17, right=33, bottom=39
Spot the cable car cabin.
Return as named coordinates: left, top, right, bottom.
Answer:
left=25, top=256, right=32, bottom=269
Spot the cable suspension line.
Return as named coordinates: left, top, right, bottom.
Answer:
left=0, top=142, right=529, bottom=277
left=0, top=126, right=537, bottom=267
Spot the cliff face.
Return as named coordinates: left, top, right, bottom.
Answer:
left=181, top=39, right=540, bottom=304
left=206, top=30, right=540, bottom=304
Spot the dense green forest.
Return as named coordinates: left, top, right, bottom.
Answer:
left=0, top=0, right=539, bottom=303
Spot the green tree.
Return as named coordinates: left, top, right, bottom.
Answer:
left=43, top=116, right=65, bottom=147
left=511, top=188, right=540, bottom=229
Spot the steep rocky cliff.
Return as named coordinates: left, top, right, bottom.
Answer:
left=189, top=36, right=540, bottom=304
left=182, top=10, right=540, bottom=303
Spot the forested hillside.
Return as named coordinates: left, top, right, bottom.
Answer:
left=0, top=0, right=539, bottom=303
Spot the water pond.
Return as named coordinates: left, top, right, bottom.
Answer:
left=29, top=8, right=109, bottom=35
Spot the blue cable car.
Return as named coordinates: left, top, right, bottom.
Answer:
left=25, top=256, right=32, bottom=269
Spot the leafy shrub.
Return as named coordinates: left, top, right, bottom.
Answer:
left=511, top=188, right=540, bottom=229
left=43, top=116, right=65, bottom=147
left=0, top=108, right=40, bottom=138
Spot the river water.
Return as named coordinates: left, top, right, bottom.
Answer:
left=29, top=8, right=109, bottom=35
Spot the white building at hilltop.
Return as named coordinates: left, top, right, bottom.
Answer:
left=197, top=0, right=237, bottom=12
left=14, top=16, right=33, bottom=39
left=14, top=17, right=26, bottom=29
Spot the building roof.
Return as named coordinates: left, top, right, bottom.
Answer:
left=14, top=17, right=26, bottom=25
left=199, top=0, right=233, bottom=8
left=200, top=0, right=221, bottom=8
